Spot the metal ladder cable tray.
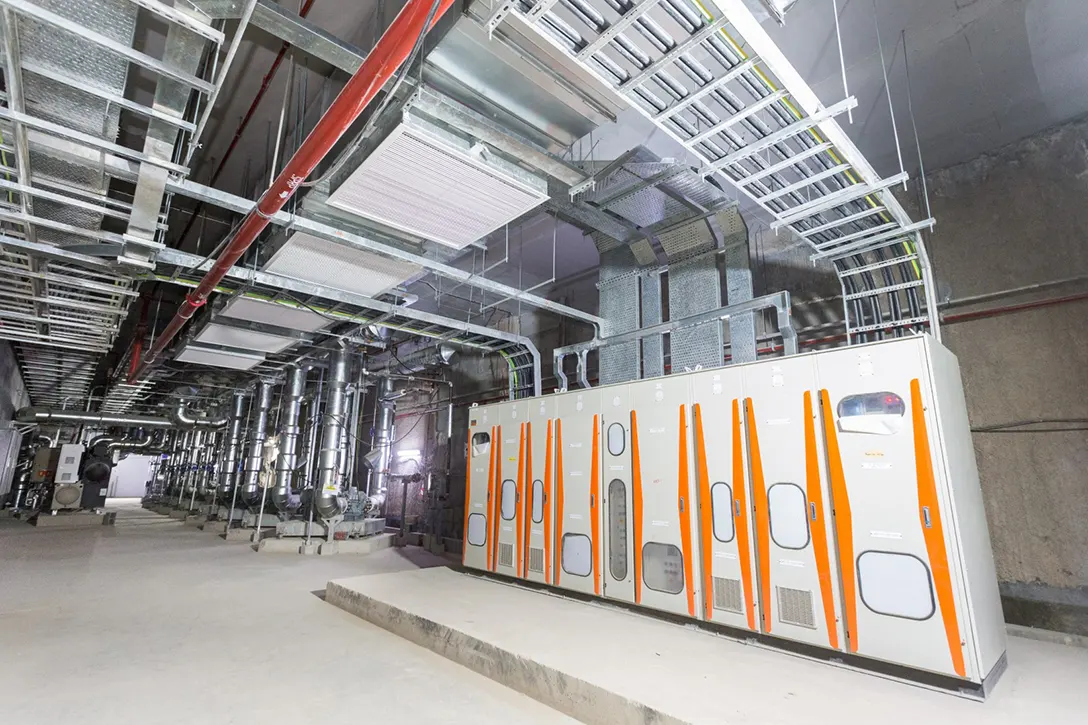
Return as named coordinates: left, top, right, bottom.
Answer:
left=490, top=0, right=940, bottom=344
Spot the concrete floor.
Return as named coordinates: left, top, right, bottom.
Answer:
left=328, top=567, right=1088, bottom=724
left=0, top=504, right=575, bottom=725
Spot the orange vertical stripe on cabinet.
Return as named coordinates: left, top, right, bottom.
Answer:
left=911, top=379, right=966, bottom=678
left=820, top=389, right=857, bottom=652
left=732, top=400, right=757, bottom=631
left=554, top=419, right=565, bottom=588
left=745, top=398, right=772, bottom=634
left=631, top=410, right=644, bottom=605
left=544, top=420, right=553, bottom=584
left=515, top=424, right=525, bottom=577
left=590, top=415, right=601, bottom=596
left=678, top=405, right=696, bottom=617
left=693, top=404, right=715, bottom=620
left=486, top=425, right=497, bottom=572
left=804, top=391, right=839, bottom=650
left=462, top=438, right=471, bottom=566
left=523, top=422, right=533, bottom=578
left=490, top=427, right=502, bottom=572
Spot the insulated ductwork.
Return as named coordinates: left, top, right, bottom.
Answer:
left=108, top=432, right=154, bottom=453
left=314, top=348, right=350, bottom=521
left=15, top=406, right=228, bottom=429
left=218, top=392, right=248, bottom=499
left=364, top=376, right=399, bottom=496
left=239, top=381, right=274, bottom=508
left=273, top=366, right=306, bottom=514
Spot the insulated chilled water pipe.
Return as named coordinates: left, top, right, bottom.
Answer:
left=367, top=376, right=399, bottom=497
left=128, top=0, right=457, bottom=382
left=217, top=392, right=248, bottom=500
left=314, top=348, right=350, bottom=521
left=239, top=381, right=274, bottom=508
left=272, top=366, right=306, bottom=513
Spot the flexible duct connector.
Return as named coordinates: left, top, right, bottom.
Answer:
left=314, top=348, right=350, bottom=521
left=272, top=366, right=306, bottom=513
left=239, top=381, right=274, bottom=508
left=217, top=392, right=247, bottom=499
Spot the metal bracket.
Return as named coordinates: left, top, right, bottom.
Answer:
left=486, top=1, right=516, bottom=39
left=568, top=176, right=596, bottom=199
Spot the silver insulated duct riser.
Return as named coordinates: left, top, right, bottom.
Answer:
left=368, top=376, right=397, bottom=496
left=217, top=392, right=248, bottom=499
left=239, top=381, right=274, bottom=509
left=273, top=366, right=306, bottom=514
left=314, top=348, right=350, bottom=522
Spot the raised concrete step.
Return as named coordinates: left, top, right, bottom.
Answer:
left=325, top=568, right=1085, bottom=725
left=31, top=511, right=116, bottom=528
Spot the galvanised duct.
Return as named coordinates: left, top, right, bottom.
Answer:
left=239, top=380, right=274, bottom=508
left=217, top=392, right=248, bottom=499
left=272, top=365, right=306, bottom=513
left=15, top=404, right=227, bottom=428
left=314, top=347, right=350, bottom=521
left=369, top=376, right=398, bottom=497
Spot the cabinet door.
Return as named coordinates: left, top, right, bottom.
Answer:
left=689, top=368, right=759, bottom=632
left=553, top=390, right=602, bottom=597
left=816, top=338, right=974, bottom=680
left=628, top=375, right=699, bottom=619
left=601, top=386, right=634, bottom=604
left=524, top=397, right=556, bottom=584
left=743, top=356, right=843, bottom=651
left=464, top=406, right=497, bottom=571
left=491, top=402, right=526, bottom=577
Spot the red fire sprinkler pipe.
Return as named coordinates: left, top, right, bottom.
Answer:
left=130, top=0, right=455, bottom=382
left=128, top=297, right=150, bottom=381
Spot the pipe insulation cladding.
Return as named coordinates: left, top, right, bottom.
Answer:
left=314, top=347, right=350, bottom=521
left=218, top=392, right=248, bottom=499
left=239, top=380, right=274, bottom=508
left=273, top=365, right=306, bottom=513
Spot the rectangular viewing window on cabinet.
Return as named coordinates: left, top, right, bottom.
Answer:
left=642, top=542, right=684, bottom=594
left=471, top=431, right=490, bottom=457
left=562, top=533, right=592, bottom=577
left=608, top=479, right=628, bottom=581
left=768, top=483, right=810, bottom=550
left=711, top=482, right=735, bottom=543
left=467, top=513, right=487, bottom=547
left=501, top=479, right=515, bottom=520
left=531, top=480, right=543, bottom=523
left=857, top=551, right=936, bottom=620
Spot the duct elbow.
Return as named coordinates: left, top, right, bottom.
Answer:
left=172, top=403, right=229, bottom=428
left=313, top=491, right=345, bottom=520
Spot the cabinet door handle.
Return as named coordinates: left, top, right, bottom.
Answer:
left=922, top=506, right=932, bottom=529
left=810, top=502, right=818, bottom=521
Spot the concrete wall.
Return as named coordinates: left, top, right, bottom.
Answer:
left=906, top=117, right=1088, bottom=634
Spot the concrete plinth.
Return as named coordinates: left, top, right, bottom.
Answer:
left=256, top=538, right=304, bottom=554
left=326, top=568, right=1088, bottom=725
left=276, top=517, right=385, bottom=539
left=224, top=527, right=275, bottom=542
left=200, top=520, right=227, bottom=534
left=184, top=514, right=207, bottom=527
left=318, top=533, right=394, bottom=556
left=167, top=509, right=188, bottom=520
left=31, top=511, right=115, bottom=528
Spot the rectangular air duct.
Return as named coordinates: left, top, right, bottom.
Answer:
left=326, top=114, right=549, bottom=249
left=220, top=296, right=331, bottom=333
left=192, top=324, right=299, bottom=354
left=262, top=231, right=421, bottom=298
left=174, top=344, right=265, bottom=371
